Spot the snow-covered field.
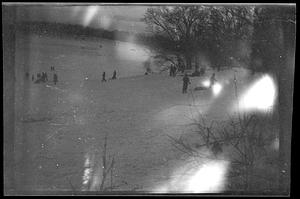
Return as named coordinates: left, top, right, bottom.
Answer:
left=13, top=33, right=276, bottom=193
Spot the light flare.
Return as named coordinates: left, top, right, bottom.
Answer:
left=186, top=160, right=229, bottom=193
left=270, top=137, right=279, bottom=151
left=212, top=83, right=222, bottom=96
left=82, top=153, right=93, bottom=189
left=238, top=74, right=277, bottom=112
left=202, top=79, right=211, bottom=88
left=83, top=168, right=92, bottom=186
left=152, top=154, right=229, bottom=193
left=83, top=6, right=99, bottom=27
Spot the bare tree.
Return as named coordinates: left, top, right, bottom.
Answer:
left=205, top=6, right=254, bottom=71
left=143, top=6, right=210, bottom=70
left=143, top=5, right=253, bottom=72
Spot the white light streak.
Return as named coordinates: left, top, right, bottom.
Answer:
left=239, top=74, right=277, bottom=112
left=212, top=83, right=222, bottom=96
left=202, top=80, right=211, bottom=88
left=152, top=156, right=229, bottom=193
left=270, top=137, right=279, bottom=151
left=186, top=160, right=229, bottom=193
left=83, top=6, right=99, bottom=27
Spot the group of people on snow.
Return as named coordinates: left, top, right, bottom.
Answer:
left=25, top=61, right=217, bottom=95
left=25, top=66, right=58, bottom=85
left=168, top=61, right=217, bottom=94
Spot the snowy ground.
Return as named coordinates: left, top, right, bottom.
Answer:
left=13, top=33, right=276, bottom=193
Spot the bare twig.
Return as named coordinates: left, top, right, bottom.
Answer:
left=67, top=177, right=76, bottom=193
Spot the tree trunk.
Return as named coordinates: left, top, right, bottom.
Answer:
left=194, top=56, right=200, bottom=72
left=185, top=54, right=192, bottom=70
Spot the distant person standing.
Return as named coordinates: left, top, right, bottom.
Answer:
left=171, top=64, right=176, bottom=77
left=25, top=72, right=29, bottom=79
left=45, top=72, right=48, bottom=82
left=53, top=73, right=58, bottom=85
left=111, top=70, right=117, bottom=80
left=32, top=74, right=35, bottom=81
left=177, top=58, right=185, bottom=74
left=43, top=72, right=46, bottom=82
left=102, top=72, right=106, bottom=82
left=146, top=66, right=152, bottom=75
left=41, top=72, right=45, bottom=82
left=37, top=73, right=41, bottom=80
left=173, top=66, right=177, bottom=77
left=210, top=73, right=217, bottom=88
left=182, top=73, right=191, bottom=94
left=144, top=59, right=152, bottom=75
left=200, top=68, right=205, bottom=76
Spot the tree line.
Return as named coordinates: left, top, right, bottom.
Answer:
left=16, top=21, right=134, bottom=42
left=142, top=5, right=295, bottom=74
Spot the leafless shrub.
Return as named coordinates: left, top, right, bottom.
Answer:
left=167, top=74, right=279, bottom=193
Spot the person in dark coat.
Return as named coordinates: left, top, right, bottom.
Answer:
left=43, top=72, right=47, bottom=82
left=53, top=73, right=58, bottom=85
left=25, top=72, right=29, bottom=79
left=173, top=66, right=177, bottom=77
left=111, top=70, right=117, bottom=80
left=146, top=66, right=152, bottom=74
left=200, top=68, right=205, bottom=76
left=41, top=72, right=45, bottom=82
left=102, top=72, right=106, bottom=82
left=32, top=74, right=35, bottom=81
left=210, top=73, right=217, bottom=88
left=182, top=73, right=191, bottom=94
left=45, top=72, right=48, bottom=82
